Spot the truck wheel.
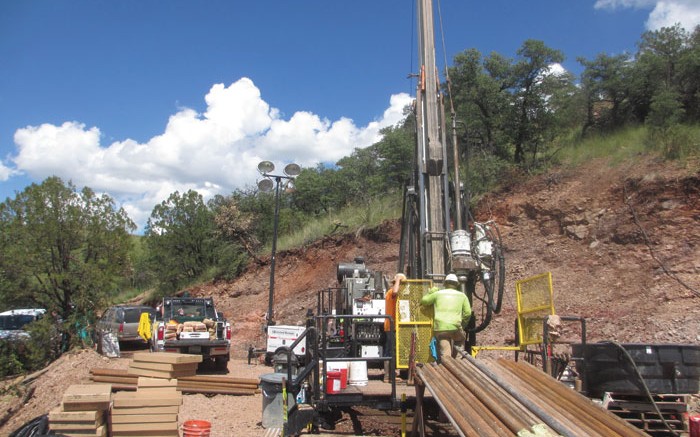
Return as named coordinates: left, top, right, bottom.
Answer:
left=215, top=356, right=229, bottom=371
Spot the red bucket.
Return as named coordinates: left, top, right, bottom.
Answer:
left=326, top=370, right=342, bottom=394
left=183, top=420, right=211, bottom=437
left=690, top=414, right=700, bottom=437
left=339, top=367, right=348, bottom=389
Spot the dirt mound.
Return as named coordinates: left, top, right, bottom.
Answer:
left=0, top=349, right=130, bottom=435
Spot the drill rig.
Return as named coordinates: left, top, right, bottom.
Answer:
left=398, top=0, right=505, bottom=351
left=271, top=1, right=506, bottom=433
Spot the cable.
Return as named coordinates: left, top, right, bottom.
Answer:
left=623, top=181, right=700, bottom=298
left=601, top=341, right=680, bottom=437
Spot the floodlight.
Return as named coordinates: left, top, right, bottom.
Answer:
left=284, top=163, right=301, bottom=177
left=257, top=178, right=274, bottom=192
left=258, top=161, right=275, bottom=174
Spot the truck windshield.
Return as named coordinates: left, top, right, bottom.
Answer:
left=171, top=304, right=206, bottom=319
left=0, top=314, right=36, bottom=330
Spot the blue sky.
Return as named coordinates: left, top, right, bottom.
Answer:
left=1, top=0, right=699, bottom=230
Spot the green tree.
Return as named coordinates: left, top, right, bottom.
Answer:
left=678, top=25, right=700, bottom=121
left=631, top=24, right=691, bottom=123
left=448, top=49, right=512, bottom=160
left=579, top=53, right=633, bottom=132
left=145, top=190, right=217, bottom=291
left=373, top=122, right=414, bottom=192
left=509, top=40, right=566, bottom=165
left=0, top=177, right=135, bottom=344
left=292, top=165, right=342, bottom=215
left=209, top=192, right=259, bottom=265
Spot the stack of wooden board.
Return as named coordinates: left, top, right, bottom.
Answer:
left=49, top=383, right=111, bottom=437
left=90, top=368, right=138, bottom=390
left=111, top=376, right=183, bottom=436
left=178, top=374, right=260, bottom=395
left=127, top=351, right=202, bottom=378
left=90, top=367, right=260, bottom=395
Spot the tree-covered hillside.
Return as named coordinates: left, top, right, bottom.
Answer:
left=1, top=25, right=699, bottom=374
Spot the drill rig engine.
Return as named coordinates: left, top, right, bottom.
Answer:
left=331, top=257, right=387, bottom=360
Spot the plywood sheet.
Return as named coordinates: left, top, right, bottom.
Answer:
left=137, top=377, right=177, bottom=387
left=126, top=367, right=196, bottom=379
left=110, top=413, right=178, bottom=424
left=132, top=352, right=202, bottom=364
left=49, top=415, right=103, bottom=430
left=58, top=425, right=106, bottom=437
left=131, top=361, right=199, bottom=372
left=61, top=401, right=111, bottom=412
left=49, top=407, right=100, bottom=422
left=112, top=391, right=182, bottom=408
left=110, top=405, right=180, bottom=416
left=63, top=384, right=112, bottom=403
left=111, top=421, right=178, bottom=432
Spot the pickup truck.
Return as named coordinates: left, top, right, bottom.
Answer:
left=151, top=296, right=231, bottom=370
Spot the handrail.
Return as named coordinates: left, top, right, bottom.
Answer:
left=275, top=313, right=398, bottom=406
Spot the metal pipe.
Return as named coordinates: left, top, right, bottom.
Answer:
left=424, top=366, right=505, bottom=436
left=420, top=364, right=508, bottom=436
left=267, top=176, right=282, bottom=327
left=504, top=359, right=648, bottom=437
left=464, top=354, right=578, bottom=437
left=426, top=363, right=516, bottom=437
left=442, top=357, right=533, bottom=432
left=484, top=361, right=605, bottom=436
left=416, top=366, right=470, bottom=437
left=442, top=356, right=547, bottom=434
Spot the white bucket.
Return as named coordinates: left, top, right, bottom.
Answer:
left=348, top=361, right=368, bottom=386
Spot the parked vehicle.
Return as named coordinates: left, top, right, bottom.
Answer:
left=151, top=296, right=231, bottom=370
left=0, top=308, right=46, bottom=341
left=96, top=305, right=156, bottom=345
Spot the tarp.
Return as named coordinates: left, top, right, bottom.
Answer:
left=137, top=312, right=152, bottom=341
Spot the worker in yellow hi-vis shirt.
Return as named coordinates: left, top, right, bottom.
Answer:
left=420, top=273, right=471, bottom=359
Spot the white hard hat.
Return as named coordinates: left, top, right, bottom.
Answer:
left=445, top=273, right=459, bottom=284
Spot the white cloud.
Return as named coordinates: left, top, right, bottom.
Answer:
left=9, top=77, right=411, bottom=231
left=647, top=1, right=700, bottom=30
left=545, top=63, right=567, bottom=77
left=594, top=0, right=656, bottom=9
left=0, top=162, right=13, bottom=181
left=594, top=0, right=700, bottom=31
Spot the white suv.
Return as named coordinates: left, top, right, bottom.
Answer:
left=0, top=308, right=46, bottom=341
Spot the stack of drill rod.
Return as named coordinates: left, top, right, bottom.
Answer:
left=416, top=355, right=648, bottom=437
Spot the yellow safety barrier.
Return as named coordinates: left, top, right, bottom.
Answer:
left=472, top=272, right=555, bottom=357
left=395, top=280, right=434, bottom=369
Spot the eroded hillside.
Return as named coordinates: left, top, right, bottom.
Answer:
left=195, top=156, right=699, bottom=357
